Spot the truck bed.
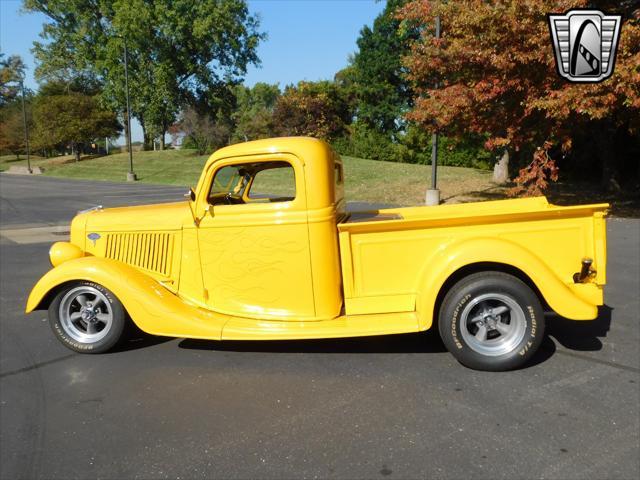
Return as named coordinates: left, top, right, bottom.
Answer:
left=337, top=196, right=608, bottom=320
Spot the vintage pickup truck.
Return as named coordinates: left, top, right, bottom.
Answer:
left=26, top=137, right=608, bottom=370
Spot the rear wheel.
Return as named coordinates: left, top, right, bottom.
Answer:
left=438, top=272, right=545, bottom=371
left=48, top=281, right=126, bottom=353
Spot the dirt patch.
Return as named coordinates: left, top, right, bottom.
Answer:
left=5, top=166, right=44, bottom=175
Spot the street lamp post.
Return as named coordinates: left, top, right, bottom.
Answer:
left=20, top=79, right=32, bottom=174
left=122, top=38, right=136, bottom=182
left=426, top=15, right=441, bottom=206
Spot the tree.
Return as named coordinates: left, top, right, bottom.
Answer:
left=231, top=82, right=280, bottom=142
left=37, top=76, right=103, bottom=97
left=31, top=93, right=121, bottom=161
left=350, top=0, right=415, bottom=137
left=0, top=55, right=29, bottom=157
left=0, top=101, right=29, bottom=158
left=273, top=81, right=352, bottom=140
left=25, top=0, right=264, bottom=149
left=0, top=54, right=26, bottom=106
left=398, top=0, right=640, bottom=194
left=176, top=106, right=230, bottom=155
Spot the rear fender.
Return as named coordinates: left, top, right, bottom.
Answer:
left=415, top=238, right=600, bottom=330
left=26, top=257, right=227, bottom=339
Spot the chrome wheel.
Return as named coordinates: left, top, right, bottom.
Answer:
left=459, top=293, right=527, bottom=357
left=58, top=286, right=113, bottom=344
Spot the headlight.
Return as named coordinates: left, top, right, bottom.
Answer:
left=49, top=242, right=84, bottom=267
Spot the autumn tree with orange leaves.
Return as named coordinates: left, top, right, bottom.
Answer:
left=398, top=0, right=640, bottom=195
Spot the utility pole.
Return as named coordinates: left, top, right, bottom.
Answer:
left=426, top=15, right=441, bottom=206
left=123, top=38, right=137, bottom=182
left=20, top=80, right=32, bottom=174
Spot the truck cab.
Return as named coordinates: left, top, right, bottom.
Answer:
left=184, top=138, right=344, bottom=321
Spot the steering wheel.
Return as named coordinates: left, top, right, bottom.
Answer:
left=224, top=193, right=244, bottom=205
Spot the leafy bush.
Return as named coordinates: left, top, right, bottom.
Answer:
left=333, top=122, right=493, bottom=169
left=438, top=136, right=494, bottom=170
left=333, top=123, right=402, bottom=163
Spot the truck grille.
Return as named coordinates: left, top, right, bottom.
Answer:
left=104, top=232, right=174, bottom=277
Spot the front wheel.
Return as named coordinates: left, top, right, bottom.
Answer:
left=48, top=281, right=126, bottom=353
left=438, top=272, right=545, bottom=371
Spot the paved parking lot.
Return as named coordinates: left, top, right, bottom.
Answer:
left=1, top=174, right=638, bottom=479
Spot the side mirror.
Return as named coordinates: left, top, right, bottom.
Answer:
left=207, top=205, right=215, bottom=217
left=184, top=188, right=196, bottom=202
left=186, top=188, right=199, bottom=226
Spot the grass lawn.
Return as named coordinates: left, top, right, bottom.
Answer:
left=340, top=155, right=494, bottom=206
left=1, top=149, right=496, bottom=206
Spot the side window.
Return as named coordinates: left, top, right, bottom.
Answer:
left=248, top=162, right=296, bottom=202
left=208, top=161, right=296, bottom=206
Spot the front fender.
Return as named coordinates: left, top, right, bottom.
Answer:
left=415, top=238, right=600, bottom=330
left=26, top=257, right=227, bottom=340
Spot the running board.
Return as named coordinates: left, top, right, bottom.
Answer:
left=221, top=311, right=420, bottom=341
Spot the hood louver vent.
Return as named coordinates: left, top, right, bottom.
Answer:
left=105, top=232, right=174, bottom=277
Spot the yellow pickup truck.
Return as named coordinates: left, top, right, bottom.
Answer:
left=26, top=137, right=608, bottom=370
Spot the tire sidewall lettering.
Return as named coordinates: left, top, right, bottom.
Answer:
left=528, top=305, right=537, bottom=338
left=53, top=321, right=95, bottom=351
left=517, top=305, right=536, bottom=356
left=451, top=293, right=471, bottom=350
left=85, top=282, right=115, bottom=305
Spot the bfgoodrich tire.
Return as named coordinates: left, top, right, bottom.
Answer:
left=48, top=281, right=126, bottom=353
left=438, top=272, right=545, bottom=371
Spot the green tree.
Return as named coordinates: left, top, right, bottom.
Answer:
left=0, top=54, right=27, bottom=106
left=31, top=93, right=121, bottom=161
left=25, top=0, right=264, bottom=149
left=232, top=82, right=280, bottom=142
left=350, top=0, right=415, bottom=137
left=273, top=81, right=351, bottom=140
left=37, top=76, right=103, bottom=97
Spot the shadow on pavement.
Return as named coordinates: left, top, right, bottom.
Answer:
left=178, top=330, right=448, bottom=354
left=525, top=336, right=556, bottom=369
left=179, top=330, right=556, bottom=369
left=109, top=326, right=174, bottom=353
left=545, top=304, right=612, bottom=351
left=115, top=306, right=611, bottom=368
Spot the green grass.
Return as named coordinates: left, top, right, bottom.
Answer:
left=1, top=149, right=495, bottom=206
left=41, top=150, right=209, bottom=185
left=340, top=155, right=493, bottom=205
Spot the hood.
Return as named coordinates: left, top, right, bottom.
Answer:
left=84, top=201, right=190, bottom=232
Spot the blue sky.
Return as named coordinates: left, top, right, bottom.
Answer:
left=0, top=0, right=385, bottom=142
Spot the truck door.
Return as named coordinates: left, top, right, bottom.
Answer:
left=196, top=154, right=316, bottom=320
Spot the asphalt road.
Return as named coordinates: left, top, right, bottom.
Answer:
left=1, top=174, right=639, bottom=480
